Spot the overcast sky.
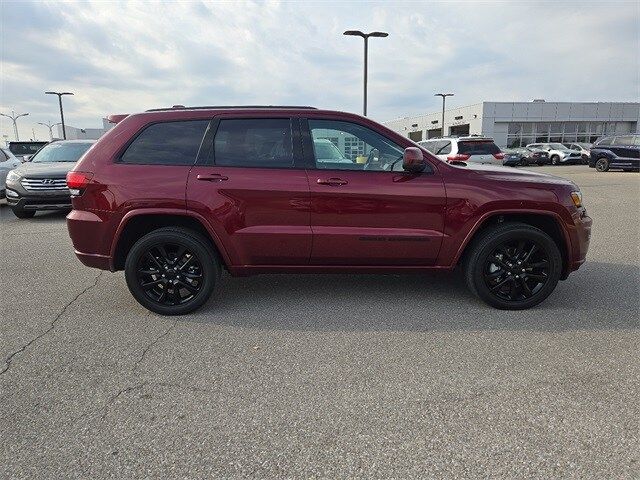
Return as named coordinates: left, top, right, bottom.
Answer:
left=1, top=0, right=638, bottom=141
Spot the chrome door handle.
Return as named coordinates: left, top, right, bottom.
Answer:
left=317, top=177, right=347, bottom=186
left=197, top=173, right=229, bottom=182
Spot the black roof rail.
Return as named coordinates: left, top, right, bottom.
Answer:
left=146, top=105, right=318, bottom=112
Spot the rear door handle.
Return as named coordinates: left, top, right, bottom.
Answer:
left=317, top=177, right=348, bottom=186
left=197, top=173, right=228, bottom=182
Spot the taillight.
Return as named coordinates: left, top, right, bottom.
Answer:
left=447, top=153, right=470, bottom=162
left=66, top=171, right=93, bottom=196
left=493, top=152, right=505, bottom=160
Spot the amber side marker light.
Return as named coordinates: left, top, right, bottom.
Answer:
left=570, top=191, right=583, bottom=208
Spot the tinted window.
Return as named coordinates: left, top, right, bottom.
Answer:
left=457, top=141, right=500, bottom=155
left=31, top=142, right=93, bottom=163
left=121, top=120, right=208, bottom=165
left=308, top=119, right=404, bottom=171
left=213, top=119, right=293, bottom=168
left=419, top=141, right=436, bottom=153
left=596, top=137, right=612, bottom=146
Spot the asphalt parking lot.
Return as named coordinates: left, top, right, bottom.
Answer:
left=1, top=165, right=638, bottom=478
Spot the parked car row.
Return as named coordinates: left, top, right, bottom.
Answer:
left=418, top=134, right=639, bottom=172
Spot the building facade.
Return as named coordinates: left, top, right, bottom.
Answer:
left=384, top=101, right=640, bottom=148
left=55, top=118, right=114, bottom=140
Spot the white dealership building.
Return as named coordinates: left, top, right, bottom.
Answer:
left=384, top=101, right=640, bottom=148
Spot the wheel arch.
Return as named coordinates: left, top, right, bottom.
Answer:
left=110, top=210, right=231, bottom=271
left=455, top=211, right=571, bottom=278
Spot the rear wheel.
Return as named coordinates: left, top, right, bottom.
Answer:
left=124, top=227, right=219, bottom=315
left=464, top=223, right=562, bottom=310
left=11, top=207, right=35, bottom=219
left=595, top=157, right=610, bottom=172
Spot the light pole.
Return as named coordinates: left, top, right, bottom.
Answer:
left=0, top=110, right=29, bottom=141
left=45, top=91, right=74, bottom=139
left=37, top=121, right=62, bottom=140
left=343, top=30, right=389, bottom=116
left=434, top=93, right=454, bottom=137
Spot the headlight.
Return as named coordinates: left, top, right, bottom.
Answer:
left=570, top=191, right=583, bottom=208
left=6, top=170, right=21, bottom=183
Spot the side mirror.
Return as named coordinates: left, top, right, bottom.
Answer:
left=403, top=147, right=426, bottom=173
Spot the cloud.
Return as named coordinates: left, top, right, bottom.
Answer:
left=1, top=0, right=638, bottom=141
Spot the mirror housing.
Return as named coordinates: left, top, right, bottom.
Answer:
left=403, top=147, right=426, bottom=173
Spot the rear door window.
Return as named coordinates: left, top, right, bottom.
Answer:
left=213, top=118, right=293, bottom=168
left=121, top=120, right=209, bottom=165
left=457, top=141, right=500, bottom=155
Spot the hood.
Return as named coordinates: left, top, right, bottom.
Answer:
left=12, top=161, right=77, bottom=178
left=453, top=162, right=577, bottom=187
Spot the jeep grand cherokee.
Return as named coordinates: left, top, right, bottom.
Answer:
left=66, top=106, right=591, bottom=315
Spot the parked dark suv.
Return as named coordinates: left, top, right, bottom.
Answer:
left=66, top=106, right=591, bottom=315
left=589, top=134, right=640, bottom=172
left=6, top=140, right=95, bottom=218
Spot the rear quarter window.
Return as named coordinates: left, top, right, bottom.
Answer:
left=457, top=141, right=500, bottom=155
left=120, top=120, right=209, bottom=165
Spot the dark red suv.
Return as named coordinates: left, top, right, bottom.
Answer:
left=66, top=106, right=591, bottom=314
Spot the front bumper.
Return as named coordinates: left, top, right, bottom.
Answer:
left=6, top=189, right=71, bottom=210
left=567, top=211, right=592, bottom=275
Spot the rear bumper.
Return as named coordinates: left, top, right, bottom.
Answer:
left=67, top=209, right=115, bottom=271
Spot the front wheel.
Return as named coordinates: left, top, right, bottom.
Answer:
left=124, top=227, right=219, bottom=315
left=463, top=223, right=562, bottom=310
left=551, top=155, right=560, bottom=165
left=595, top=157, right=610, bottom=172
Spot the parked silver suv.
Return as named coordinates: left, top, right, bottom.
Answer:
left=418, top=136, right=504, bottom=165
left=5, top=140, right=95, bottom=218
left=526, top=143, right=582, bottom=165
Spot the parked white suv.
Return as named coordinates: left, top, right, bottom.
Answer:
left=418, top=136, right=504, bottom=165
left=526, top=143, right=583, bottom=165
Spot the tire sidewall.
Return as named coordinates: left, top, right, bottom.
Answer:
left=125, top=230, right=218, bottom=315
left=471, top=227, right=562, bottom=310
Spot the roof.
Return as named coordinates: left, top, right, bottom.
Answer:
left=146, top=105, right=318, bottom=112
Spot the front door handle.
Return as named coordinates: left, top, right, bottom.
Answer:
left=317, top=177, right=348, bottom=186
left=197, top=173, right=228, bottom=182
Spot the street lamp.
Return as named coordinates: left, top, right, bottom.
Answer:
left=37, top=121, right=62, bottom=140
left=0, top=111, right=29, bottom=141
left=434, top=93, right=454, bottom=137
left=45, top=91, right=74, bottom=139
left=343, top=30, right=389, bottom=116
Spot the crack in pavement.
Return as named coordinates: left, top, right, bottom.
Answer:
left=100, top=382, right=148, bottom=420
left=0, top=271, right=104, bottom=376
left=132, top=318, right=179, bottom=372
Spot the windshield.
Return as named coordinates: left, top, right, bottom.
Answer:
left=314, top=141, right=346, bottom=161
left=547, top=143, right=566, bottom=150
left=31, top=142, right=93, bottom=163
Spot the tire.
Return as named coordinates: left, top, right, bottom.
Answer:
left=463, top=223, right=562, bottom=310
left=550, top=155, right=560, bottom=165
left=520, top=158, right=528, bottom=167
left=124, top=227, right=220, bottom=315
left=11, top=207, right=35, bottom=219
left=595, top=157, right=610, bottom=172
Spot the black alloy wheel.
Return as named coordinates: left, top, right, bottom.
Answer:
left=136, top=243, right=204, bottom=306
left=464, top=223, right=562, bottom=309
left=482, top=239, right=549, bottom=302
left=125, top=227, right=219, bottom=315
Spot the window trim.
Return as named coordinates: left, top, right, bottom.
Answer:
left=196, top=115, right=305, bottom=169
left=301, top=117, right=433, bottom=175
left=116, top=119, right=211, bottom=166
